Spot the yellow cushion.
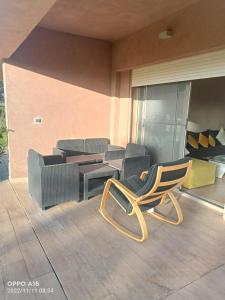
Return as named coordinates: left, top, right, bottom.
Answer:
left=199, top=133, right=209, bottom=148
left=209, top=135, right=216, bottom=147
left=183, top=158, right=216, bottom=189
left=187, top=135, right=199, bottom=149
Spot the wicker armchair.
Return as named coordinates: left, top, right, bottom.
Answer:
left=28, top=149, right=80, bottom=209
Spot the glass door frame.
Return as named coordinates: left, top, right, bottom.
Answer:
left=131, top=81, right=192, bottom=163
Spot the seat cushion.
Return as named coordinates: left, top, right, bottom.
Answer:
left=109, top=175, right=160, bottom=213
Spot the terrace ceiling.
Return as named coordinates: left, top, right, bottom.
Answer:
left=40, top=0, right=200, bottom=41
left=0, top=0, right=56, bottom=79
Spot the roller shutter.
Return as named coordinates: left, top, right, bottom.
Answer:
left=132, top=49, right=225, bottom=87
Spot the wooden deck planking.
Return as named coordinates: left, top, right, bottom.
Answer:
left=1, top=259, right=36, bottom=300
left=165, top=264, right=225, bottom=300
left=187, top=176, right=225, bottom=206
left=0, top=181, right=67, bottom=300
left=0, top=180, right=224, bottom=299
left=34, top=272, right=67, bottom=300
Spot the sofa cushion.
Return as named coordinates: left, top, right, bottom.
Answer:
left=209, top=130, right=221, bottom=146
left=209, top=134, right=216, bottom=147
left=198, top=132, right=209, bottom=148
left=216, top=128, right=225, bottom=145
left=187, top=134, right=199, bottom=150
left=187, top=131, right=199, bottom=140
left=43, top=155, right=65, bottom=165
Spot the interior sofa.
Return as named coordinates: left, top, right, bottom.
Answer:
left=186, top=130, right=225, bottom=160
left=28, top=149, right=80, bottom=209
left=53, top=138, right=124, bottom=158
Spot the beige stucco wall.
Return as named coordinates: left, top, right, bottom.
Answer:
left=4, top=28, right=111, bottom=179
left=0, top=0, right=56, bottom=62
left=110, top=0, right=225, bottom=145
left=112, top=0, right=225, bottom=71
left=110, top=71, right=131, bottom=147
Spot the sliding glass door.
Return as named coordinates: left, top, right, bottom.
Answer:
left=134, top=82, right=191, bottom=164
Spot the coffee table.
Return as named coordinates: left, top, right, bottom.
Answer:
left=209, top=155, right=225, bottom=178
left=79, top=163, right=119, bottom=200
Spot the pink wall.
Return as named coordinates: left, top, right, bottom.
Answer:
left=5, top=0, right=225, bottom=178
left=113, top=0, right=225, bottom=71
left=110, top=0, right=225, bottom=146
left=110, top=71, right=131, bottom=147
left=4, top=28, right=111, bottom=178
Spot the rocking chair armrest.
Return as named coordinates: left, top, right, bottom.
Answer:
left=140, top=171, right=149, bottom=181
left=106, top=178, right=138, bottom=201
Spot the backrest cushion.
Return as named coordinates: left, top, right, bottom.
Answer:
left=198, top=132, right=209, bottom=148
left=43, top=155, right=65, bottom=165
left=57, top=139, right=84, bottom=152
left=216, top=128, right=225, bottom=145
left=209, top=134, right=216, bottom=147
left=136, top=157, right=191, bottom=197
left=187, top=130, right=222, bottom=149
left=84, top=138, right=109, bottom=153
left=186, top=131, right=199, bottom=151
left=208, top=130, right=220, bottom=146
left=125, top=143, right=148, bottom=158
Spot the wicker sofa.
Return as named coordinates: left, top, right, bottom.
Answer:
left=28, top=149, right=80, bottom=209
left=53, top=138, right=124, bottom=158
left=28, top=142, right=150, bottom=208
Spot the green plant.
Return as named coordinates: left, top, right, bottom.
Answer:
left=0, top=106, right=7, bottom=154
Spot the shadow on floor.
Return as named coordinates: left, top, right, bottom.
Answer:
left=0, top=151, right=8, bottom=181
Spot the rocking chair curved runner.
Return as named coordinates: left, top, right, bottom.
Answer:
left=99, top=158, right=192, bottom=242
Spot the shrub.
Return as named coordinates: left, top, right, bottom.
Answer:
left=0, top=106, right=7, bottom=154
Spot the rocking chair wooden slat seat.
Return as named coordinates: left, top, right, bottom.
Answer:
left=99, top=158, right=192, bottom=242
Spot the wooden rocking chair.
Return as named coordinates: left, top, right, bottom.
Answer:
left=99, top=158, right=192, bottom=242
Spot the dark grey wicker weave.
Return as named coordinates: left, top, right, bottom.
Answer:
left=84, top=138, right=109, bottom=153
left=120, top=155, right=151, bottom=180
left=53, top=138, right=124, bottom=157
left=28, top=149, right=80, bottom=210
left=104, top=143, right=149, bottom=161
